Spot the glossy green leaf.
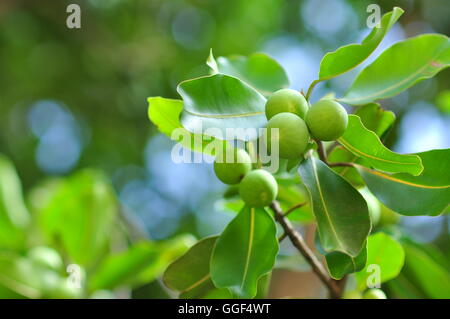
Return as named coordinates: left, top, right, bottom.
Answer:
left=211, top=206, right=278, bottom=298
left=163, top=236, right=231, bottom=299
left=90, top=236, right=193, bottom=291
left=400, top=241, right=450, bottom=298
left=341, top=34, right=450, bottom=105
left=356, top=232, right=405, bottom=289
left=208, top=52, right=289, bottom=95
left=328, top=146, right=364, bottom=187
left=318, top=7, right=403, bottom=80
left=298, top=157, right=370, bottom=257
left=325, top=244, right=367, bottom=280
left=0, top=155, right=30, bottom=250
left=36, top=170, right=117, bottom=267
left=339, top=115, right=423, bottom=175
left=148, top=97, right=227, bottom=156
left=178, top=74, right=267, bottom=140
left=358, top=149, right=450, bottom=216
left=354, top=103, right=395, bottom=137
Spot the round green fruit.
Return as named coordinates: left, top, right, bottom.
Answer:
left=265, top=89, right=309, bottom=120
left=214, top=148, right=252, bottom=185
left=306, top=99, right=348, bottom=141
left=239, top=169, right=278, bottom=207
left=265, top=112, right=309, bottom=159
left=28, top=246, right=63, bottom=272
left=363, top=288, right=387, bottom=299
left=342, top=290, right=362, bottom=299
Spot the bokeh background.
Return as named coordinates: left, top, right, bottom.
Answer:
left=0, top=0, right=449, bottom=298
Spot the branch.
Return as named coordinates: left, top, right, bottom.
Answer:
left=327, top=162, right=355, bottom=168
left=315, top=140, right=328, bottom=164
left=269, top=201, right=342, bottom=298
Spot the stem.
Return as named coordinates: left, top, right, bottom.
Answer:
left=315, top=140, right=328, bottom=164
left=305, top=79, right=320, bottom=101
left=269, top=201, right=342, bottom=298
left=284, top=202, right=307, bottom=217
left=327, top=162, right=355, bottom=168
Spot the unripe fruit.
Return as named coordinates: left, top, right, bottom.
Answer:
left=306, top=99, right=348, bottom=141
left=342, top=290, right=362, bottom=299
left=239, top=169, right=278, bottom=207
left=265, top=113, right=309, bottom=159
left=265, top=89, right=309, bottom=120
left=214, top=148, right=252, bottom=185
left=363, top=288, right=387, bottom=299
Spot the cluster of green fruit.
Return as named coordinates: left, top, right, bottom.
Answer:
left=213, top=88, right=348, bottom=208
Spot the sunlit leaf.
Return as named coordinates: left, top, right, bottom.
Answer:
left=358, top=149, right=450, bottom=216
left=354, top=103, right=395, bottom=137
left=340, top=34, right=450, bottom=105
left=35, top=170, right=118, bottom=267
left=298, top=157, right=370, bottom=257
left=0, top=155, right=30, bottom=250
left=90, top=236, right=194, bottom=291
left=355, top=232, right=405, bottom=289
left=339, top=115, right=423, bottom=175
left=148, top=97, right=227, bottom=156
left=178, top=74, right=267, bottom=140
left=318, top=7, right=403, bottom=80
left=208, top=52, right=289, bottom=95
left=163, top=236, right=231, bottom=299
left=211, top=206, right=278, bottom=298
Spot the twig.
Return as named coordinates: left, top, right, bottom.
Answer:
left=315, top=140, right=328, bottom=164
left=269, top=201, right=342, bottom=298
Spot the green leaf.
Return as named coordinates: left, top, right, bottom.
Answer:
left=90, top=235, right=194, bottom=291
left=148, top=97, right=227, bottom=156
left=325, top=244, right=367, bottom=280
left=354, top=103, right=395, bottom=137
left=0, top=155, right=30, bottom=250
left=178, top=74, right=267, bottom=140
left=318, top=7, right=403, bottom=80
left=339, top=115, right=423, bottom=175
left=163, top=236, right=231, bottom=299
left=340, top=34, right=450, bottom=105
left=356, top=232, right=405, bottom=290
left=298, top=157, right=370, bottom=257
left=208, top=52, right=289, bottom=95
left=400, top=241, right=450, bottom=298
left=358, top=149, right=450, bottom=216
left=211, top=206, right=278, bottom=298
left=328, top=146, right=364, bottom=187
left=35, top=170, right=117, bottom=267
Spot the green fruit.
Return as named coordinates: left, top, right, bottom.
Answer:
left=342, top=290, right=362, bottom=299
left=239, top=169, right=278, bottom=207
left=306, top=99, right=348, bottom=141
left=214, top=148, right=252, bottom=185
left=28, top=246, right=63, bottom=272
left=265, top=112, right=309, bottom=159
left=363, top=288, right=387, bottom=299
left=265, top=89, right=309, bottom=120
left=358, top=187, right=381, bottom=227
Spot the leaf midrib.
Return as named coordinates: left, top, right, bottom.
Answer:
left=311, top=159, right=345, bottom=252
left=241, top=207, right=255, bottom=291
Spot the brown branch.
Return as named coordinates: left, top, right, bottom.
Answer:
left=269, top=201, right=342, bottom=298
left=315, top=140, right=328, bottom=163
